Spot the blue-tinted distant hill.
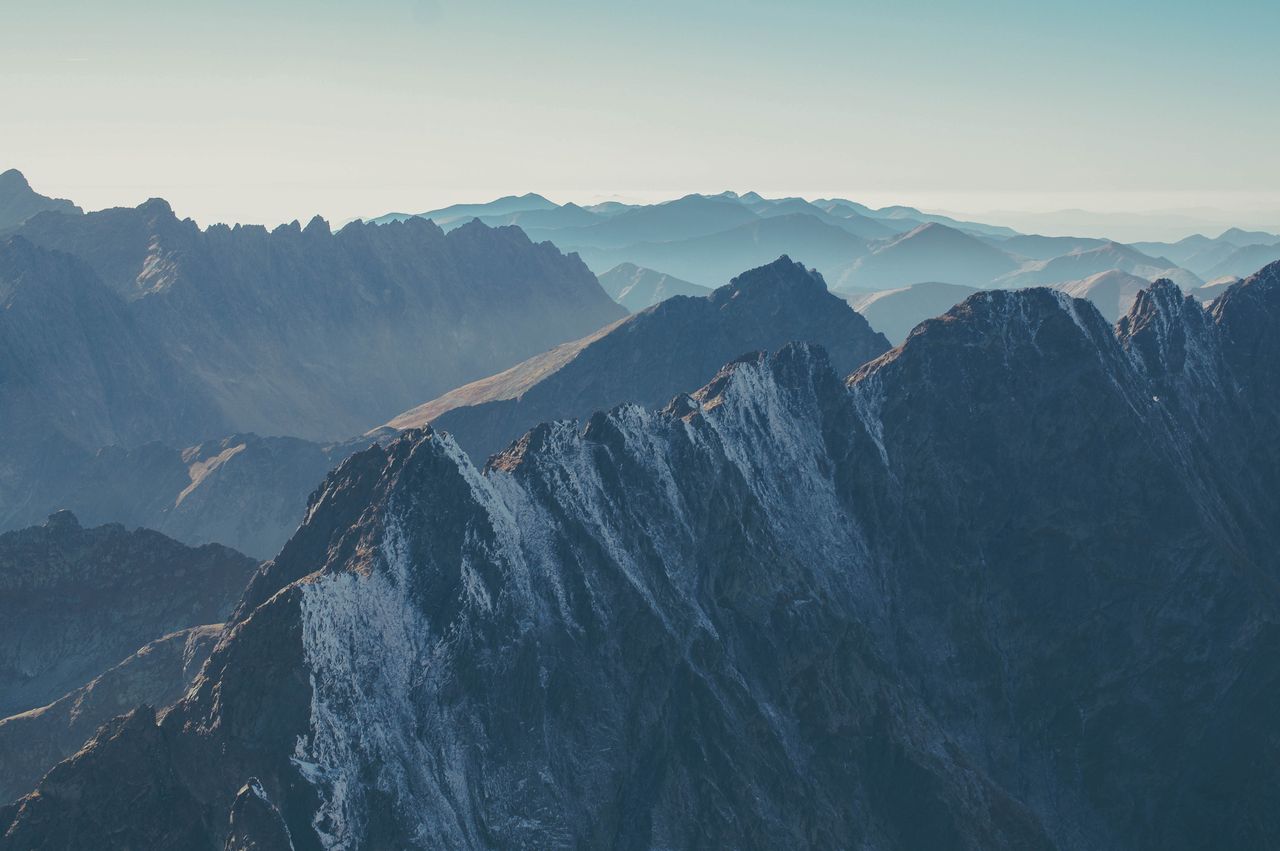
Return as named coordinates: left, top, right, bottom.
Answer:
left=596, top=262, right=711, bottom=312
left=0, top=169, right=81, bottom=230
left=369, top=192, right=557, bottom=226
left=571, top=213, right=871, bottom=286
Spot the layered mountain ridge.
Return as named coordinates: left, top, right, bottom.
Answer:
left=4, top=203, right=625, bottom=446
left=384, top=257, right=891, bottom=460
left=0, top=170, right=81, bottom=230
left=6, top=262, right=1279, bottom=849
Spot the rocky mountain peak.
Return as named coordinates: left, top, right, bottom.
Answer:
left=709, top=255, right=827, bottom=306
left=43, top=508, right=82, bottom=532
left=1118, top=278, right=1219, bottom=394
left=0, top=168, right=31, bottom=190
left=0, top=168, right=82, bottom=229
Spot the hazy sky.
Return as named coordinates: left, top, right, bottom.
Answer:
left=4, top=0, right=1278, bottom=230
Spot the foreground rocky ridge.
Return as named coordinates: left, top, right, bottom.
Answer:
left=5, top=263, right=1280, bottom=849
left=0, top=624, right=221, bottom=803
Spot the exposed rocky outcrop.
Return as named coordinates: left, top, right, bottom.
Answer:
left=5, top=264, right=1280, bottom=849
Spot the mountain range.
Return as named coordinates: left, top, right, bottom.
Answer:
left=0, top=170, right=80, bottom=230
left=596, top=262, right=710, bottom=311
left=6, top=168, right=1280, bottom=849
left=367, top=188, right=1280, bottom=299
left=385, top=257, right=890, bottom=460
left=5, top=262, right=1278, bottom=848
left=0, top=183, right=627, bottom=559
left=4, top=202, right=623, bottom=444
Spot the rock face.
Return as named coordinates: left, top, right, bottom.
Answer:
left=0, top=511, right=257, bottom=717
left=385, top=256, right=891, bottom=460
left=0, top=236, right=226, bottom=455
left=0, top=170, right=81, bottom=230
left=5, top=264, right=1280, bottom=850
left=0, top=624, right=221, bottom=803
left=6, top=205, right=624, bottom=444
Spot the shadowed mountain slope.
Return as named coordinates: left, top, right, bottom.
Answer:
left=385, top=256, right=890, bottom=460
left=7, top=206, right=624, bottom=444
left=0, top=512, right=256, bottom=718
left=8, top=265, right=1280, bottom=848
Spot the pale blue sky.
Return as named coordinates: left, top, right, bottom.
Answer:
left=3, top=0, right=1278, bottom=230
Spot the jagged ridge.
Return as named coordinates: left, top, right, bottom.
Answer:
left=5, top=265, right=1280, bottom=850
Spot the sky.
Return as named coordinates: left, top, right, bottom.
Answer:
left=3, top=0, right=1278, bottom=235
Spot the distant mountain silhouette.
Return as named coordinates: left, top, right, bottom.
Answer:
left=1218, top=227, right=1280, bottom=246
left=0, top=169, right=81, bottom=230
left=1054, top=269, right=1153, bottom=321
left=370, top=192, right=557, bottom=225
left=831, top=222, right=1019, bottom=290
left=744, top=196, right=897, bottom=240
left=843, top=281, right=981, bottom=343
left=572, top=214, right=870, bottom=286
left=597, top=262, right=711, bottom=311
left=990, top=233, right=1107, bottom=260
left=528, top=194, right=762, bottom=249
left=817, top=198, right=1018, bottom=237
left=1132, top=230, right=1280, bottom=278
left=996, top=241, right=1202, bottom=290
left=1204, top=242, right=1280, bottom=281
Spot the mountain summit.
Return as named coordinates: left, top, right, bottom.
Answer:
left=0, top=169, right=82, bottom=229
left=386, top=255, right=890, bottom=460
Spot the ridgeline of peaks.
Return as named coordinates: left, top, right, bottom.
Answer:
left=0, top=169, right=82, bottom=230
left=384, top=256, right=890, bottom=460
left=6, top=263, right=1280, bottom=849
left=0, top=198, right=628, bottom=549
left=2, top=256, right=888, bottom=558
